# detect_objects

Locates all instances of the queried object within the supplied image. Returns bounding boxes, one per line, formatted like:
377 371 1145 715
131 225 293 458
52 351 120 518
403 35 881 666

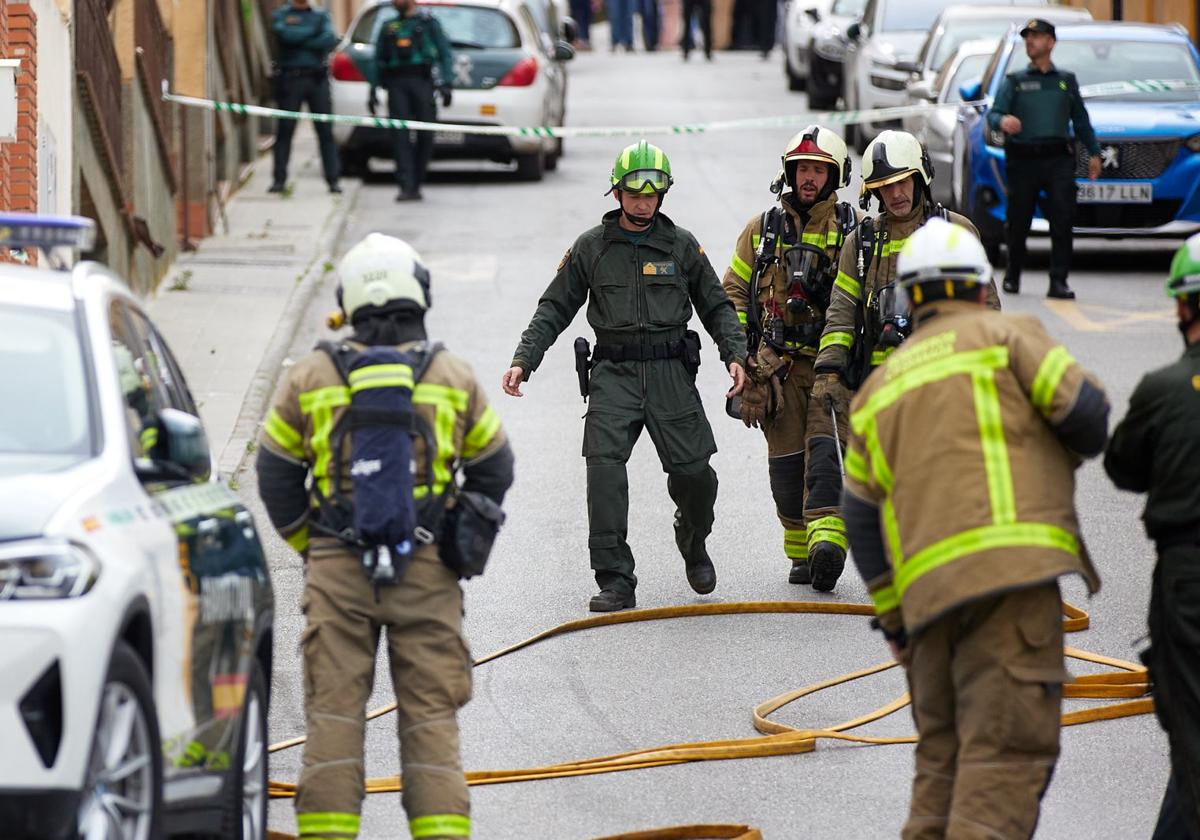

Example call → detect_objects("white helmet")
897 217 992 302
337 233 431 320
861 130 934 191
782 125 851 191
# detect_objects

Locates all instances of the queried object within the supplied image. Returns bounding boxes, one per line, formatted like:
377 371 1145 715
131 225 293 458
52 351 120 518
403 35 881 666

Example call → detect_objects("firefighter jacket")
814 194 1001 378
511 209 746 373
843 300 1106 635
721 194 858 358
272 5 339 70
1105 340 1200 542
258 340 510 559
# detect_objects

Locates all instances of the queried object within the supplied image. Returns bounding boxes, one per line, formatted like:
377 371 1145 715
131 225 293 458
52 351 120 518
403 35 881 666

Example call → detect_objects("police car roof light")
0 213 97 252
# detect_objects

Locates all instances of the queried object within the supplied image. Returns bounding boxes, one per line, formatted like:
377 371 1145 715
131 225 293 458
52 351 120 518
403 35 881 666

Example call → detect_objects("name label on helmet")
642 261 676 276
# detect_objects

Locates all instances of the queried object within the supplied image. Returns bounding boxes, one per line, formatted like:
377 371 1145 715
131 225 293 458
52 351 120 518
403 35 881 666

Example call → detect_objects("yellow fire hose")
265 600 1152 839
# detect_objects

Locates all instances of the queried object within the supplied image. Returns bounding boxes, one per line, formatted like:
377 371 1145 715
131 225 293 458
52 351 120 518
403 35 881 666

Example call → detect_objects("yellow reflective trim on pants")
297 811 361 838
820 330 854 351
730 253 752 282
411 813 471 838
835 271 861 299
871 582 900 614
808 516 848 551
895 523 1079 597
347 363 415 393
463 405 501 459
1031 345 1074 417
845 446 869 484
265 408 306 458
973 369 1016 525
737 310 748 325
286 526 310 553
784 528 808 560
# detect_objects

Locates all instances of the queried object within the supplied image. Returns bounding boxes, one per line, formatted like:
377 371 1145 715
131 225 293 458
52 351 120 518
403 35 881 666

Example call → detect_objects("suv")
0 216 274 840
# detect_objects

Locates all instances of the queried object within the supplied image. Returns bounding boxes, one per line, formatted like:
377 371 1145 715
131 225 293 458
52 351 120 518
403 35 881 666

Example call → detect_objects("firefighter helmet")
610 140 674 195
896 217 990 306
1167 232 1200 299
861 130 934 191
782 125 851 190
337 233 432 320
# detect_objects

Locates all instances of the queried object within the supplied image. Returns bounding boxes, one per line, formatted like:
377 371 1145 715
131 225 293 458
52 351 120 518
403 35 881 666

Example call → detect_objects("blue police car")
952 22 1200 261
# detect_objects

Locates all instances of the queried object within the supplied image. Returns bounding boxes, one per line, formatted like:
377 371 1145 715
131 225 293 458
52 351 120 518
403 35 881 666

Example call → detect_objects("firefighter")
720 125 858 589
1105 233 1200 840
256 233 515 840
843 217 1108 839
502 140 747 612
809 129 1000 591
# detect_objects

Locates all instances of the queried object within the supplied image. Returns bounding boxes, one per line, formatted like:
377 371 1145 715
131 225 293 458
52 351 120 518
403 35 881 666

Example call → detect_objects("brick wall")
0 3 37 214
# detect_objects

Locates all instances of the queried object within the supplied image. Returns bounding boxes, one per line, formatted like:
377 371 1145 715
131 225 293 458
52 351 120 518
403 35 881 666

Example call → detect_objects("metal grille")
135 0 171 130
1075 139 1180 180
75 0 124 175
1075 200 1182 229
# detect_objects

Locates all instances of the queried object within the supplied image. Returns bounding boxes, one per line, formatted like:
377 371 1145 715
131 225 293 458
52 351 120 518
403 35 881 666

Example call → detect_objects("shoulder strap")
835 201 857 238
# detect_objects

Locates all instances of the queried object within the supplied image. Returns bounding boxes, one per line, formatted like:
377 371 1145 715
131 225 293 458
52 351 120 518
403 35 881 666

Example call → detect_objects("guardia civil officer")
370 0 455 201
988 18 1102 299
1105 234 1200 840
502 141 747 612
809 129 1000 591
270 0 342 194
257 233 514 840
720 126 859 589
843 217 1108 839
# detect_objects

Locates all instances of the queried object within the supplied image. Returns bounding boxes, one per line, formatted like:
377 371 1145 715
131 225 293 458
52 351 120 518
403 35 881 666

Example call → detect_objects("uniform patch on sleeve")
1192 374 1200 391
557 248 572 271
698 245 705 255
642 261 676 276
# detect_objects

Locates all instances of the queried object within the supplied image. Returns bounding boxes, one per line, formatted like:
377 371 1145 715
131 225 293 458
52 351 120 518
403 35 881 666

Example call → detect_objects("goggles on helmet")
617 168 672 195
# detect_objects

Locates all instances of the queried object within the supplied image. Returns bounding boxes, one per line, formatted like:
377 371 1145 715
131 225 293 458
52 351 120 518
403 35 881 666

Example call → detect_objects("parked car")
902 38 997 207
841 0 1048 152
0 215 274 840
806 0 866 110
331 0 573 182
954 22 1200 260
783 0 835 91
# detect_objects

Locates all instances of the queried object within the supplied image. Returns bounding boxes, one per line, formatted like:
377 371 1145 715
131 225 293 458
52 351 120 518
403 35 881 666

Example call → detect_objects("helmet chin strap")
620 193 663 228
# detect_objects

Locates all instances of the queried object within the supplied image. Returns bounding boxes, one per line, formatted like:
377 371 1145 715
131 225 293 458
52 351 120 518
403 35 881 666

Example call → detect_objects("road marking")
1044 299 1174 332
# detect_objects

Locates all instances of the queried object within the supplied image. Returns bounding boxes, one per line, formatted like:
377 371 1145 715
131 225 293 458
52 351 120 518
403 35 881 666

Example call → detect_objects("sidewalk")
146 134 359 478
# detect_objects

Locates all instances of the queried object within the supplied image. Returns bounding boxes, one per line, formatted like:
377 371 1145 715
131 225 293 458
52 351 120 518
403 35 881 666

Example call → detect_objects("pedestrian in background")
680 0 711 59
570 0 593 49
270 0 342 194
753 0 777 58
370 0 455 202
1105 234 1200 840
637 0 660 51
988 18 1101 300
844 217 1107 839
607 0 635 50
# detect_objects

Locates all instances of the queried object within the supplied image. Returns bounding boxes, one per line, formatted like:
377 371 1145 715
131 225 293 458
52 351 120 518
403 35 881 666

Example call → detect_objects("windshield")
831 0 866 17
1002 40 1200 102
882 0 1006 33
931 19 1027 71
941 53 990 102
373 5 521 48
0 305 92 475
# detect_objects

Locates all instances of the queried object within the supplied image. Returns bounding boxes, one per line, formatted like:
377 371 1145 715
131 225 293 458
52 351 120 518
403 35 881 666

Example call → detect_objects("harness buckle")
414 526 436 545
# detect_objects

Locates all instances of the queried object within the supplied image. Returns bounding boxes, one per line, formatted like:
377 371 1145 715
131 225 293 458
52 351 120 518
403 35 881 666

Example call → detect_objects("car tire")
545 140 560 172
807 76 837 111
221 660 269 840
339 149 368 180
787 62 805 92
77 640 162 840
516 150 545 182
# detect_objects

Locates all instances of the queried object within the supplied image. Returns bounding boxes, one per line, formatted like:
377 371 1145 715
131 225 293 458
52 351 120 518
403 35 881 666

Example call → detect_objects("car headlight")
0 540 99 600
1186 133 1200 152
870 74 908 91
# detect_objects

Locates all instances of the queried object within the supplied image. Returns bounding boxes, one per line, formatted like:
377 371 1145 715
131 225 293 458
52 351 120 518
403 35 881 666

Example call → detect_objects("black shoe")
705 49 713 61
328 182 343 194
396 189 423 202
1002 277 1020 294
809 541 846 592
685 550 717 595
682 47 691 61
1047 280 1075 300
589 589 636 612
268 182 285 193
788 562 812 585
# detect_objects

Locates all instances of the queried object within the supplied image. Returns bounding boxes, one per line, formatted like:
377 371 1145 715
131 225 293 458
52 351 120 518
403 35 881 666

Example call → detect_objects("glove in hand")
438 85 453 107
812 372 851 417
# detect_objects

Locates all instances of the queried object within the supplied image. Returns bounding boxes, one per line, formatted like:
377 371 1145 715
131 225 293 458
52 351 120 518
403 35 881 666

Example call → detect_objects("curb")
217 181 361 479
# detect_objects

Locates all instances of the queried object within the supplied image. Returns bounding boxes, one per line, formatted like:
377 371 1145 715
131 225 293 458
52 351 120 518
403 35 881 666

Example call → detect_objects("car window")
518 5 549 53
0 304 92 474
932 19 1022 71
831 0 865 15
108 302 166 461
999 39 1200 102
880 0 1009 33
351 5 386 42
981 38 1013 92
125 308 199 416
941 53 990 102
373 5 521 48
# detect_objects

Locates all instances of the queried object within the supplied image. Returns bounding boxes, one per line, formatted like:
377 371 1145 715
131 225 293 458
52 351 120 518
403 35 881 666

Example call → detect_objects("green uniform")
511 210 746 595
1105 341 1200 840
270 4 341 189
375 12 455 83
273 4 339 70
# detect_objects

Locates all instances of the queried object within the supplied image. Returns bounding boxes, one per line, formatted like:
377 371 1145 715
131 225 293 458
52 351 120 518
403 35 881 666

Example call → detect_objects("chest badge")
642 261 676 276
398 37 412 47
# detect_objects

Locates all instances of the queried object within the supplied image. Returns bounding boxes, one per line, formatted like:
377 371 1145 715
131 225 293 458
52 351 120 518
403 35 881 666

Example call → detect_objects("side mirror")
894 59 919 74
156 408 213 482
906 79 935 101
846 21 862 40
561 15 579 43
554 40 576 61
804 7 821 22
959 78 982 103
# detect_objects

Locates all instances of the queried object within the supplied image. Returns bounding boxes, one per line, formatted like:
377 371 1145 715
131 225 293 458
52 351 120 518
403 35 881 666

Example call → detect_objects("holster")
574 337 592 399
682 330 702 377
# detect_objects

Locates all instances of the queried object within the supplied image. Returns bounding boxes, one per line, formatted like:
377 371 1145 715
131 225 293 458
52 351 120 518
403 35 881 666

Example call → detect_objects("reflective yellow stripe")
139 426 158 452
264 408 305 458
870 348 892 366
463 405 501 458
347 363 415 393
653 146 664 170
808 515 848 550
844 446 869 483
881 237 908 257
835 271 862 299
621 147 631 169
415 382 470 412
895 523 1079 596
820 330 854 351
863 420 894 493
297 811 361 838
784 527 808 560
883 497 903 565
973 369 1016 525
411 814 471 838
801 230 843 248
1031 345 1074 417
730 253 753 282
737 310 748 325
286 526 310 553
300 387 351 497
871 582 900 614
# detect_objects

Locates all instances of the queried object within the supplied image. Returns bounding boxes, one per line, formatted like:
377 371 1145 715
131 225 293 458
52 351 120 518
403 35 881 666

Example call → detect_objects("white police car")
0 215 274 839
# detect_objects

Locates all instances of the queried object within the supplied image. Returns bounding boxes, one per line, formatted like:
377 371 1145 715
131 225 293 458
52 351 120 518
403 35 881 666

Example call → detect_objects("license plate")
433 131 466 145
1076 181 1152 204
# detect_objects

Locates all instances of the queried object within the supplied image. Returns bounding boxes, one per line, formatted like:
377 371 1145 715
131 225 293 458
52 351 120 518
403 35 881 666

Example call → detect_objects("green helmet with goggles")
610 140 674 195
1167 232 1200 300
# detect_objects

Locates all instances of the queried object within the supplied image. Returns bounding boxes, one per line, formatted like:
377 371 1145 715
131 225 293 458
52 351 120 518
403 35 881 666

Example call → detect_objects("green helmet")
1167 232 1200 298
610 140 674 195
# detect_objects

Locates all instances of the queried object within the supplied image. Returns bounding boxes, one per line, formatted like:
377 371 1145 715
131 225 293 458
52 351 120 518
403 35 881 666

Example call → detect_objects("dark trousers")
636 0 660 49
753 0 777 54
681 0 711 55
569 0 591 41
384 74 437 194
1004 153 1076 288
273 71 340 186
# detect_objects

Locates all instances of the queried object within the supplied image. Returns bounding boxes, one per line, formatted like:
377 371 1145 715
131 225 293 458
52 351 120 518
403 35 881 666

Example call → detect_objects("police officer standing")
502 141 747 612
988 18 1102 300
257 233 514 840
721 125 858 589
1105 234 1200 840
270 0 342 194
844 217 1108 839
371 0 456 202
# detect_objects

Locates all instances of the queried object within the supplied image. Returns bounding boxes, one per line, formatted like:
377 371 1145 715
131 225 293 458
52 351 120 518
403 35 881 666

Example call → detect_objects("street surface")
248 42 1181 839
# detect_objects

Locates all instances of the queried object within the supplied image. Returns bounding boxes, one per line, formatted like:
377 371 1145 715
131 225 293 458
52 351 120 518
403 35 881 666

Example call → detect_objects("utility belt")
1005 139 1074 159
593 340 685 363
380 63 433 80
1153 522 1200 551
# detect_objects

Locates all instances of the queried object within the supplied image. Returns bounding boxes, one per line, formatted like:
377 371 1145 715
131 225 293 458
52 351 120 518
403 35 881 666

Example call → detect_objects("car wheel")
545 140 560 172
515 150 545 182
339 149 368 180
77 641 162 840
221 661 268 840
787 62 805 92
807 76 837 111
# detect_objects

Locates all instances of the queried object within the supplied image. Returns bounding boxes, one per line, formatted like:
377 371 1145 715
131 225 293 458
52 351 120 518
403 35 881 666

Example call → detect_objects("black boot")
788 561 812 585
1047 278 1075 299
589 589 636 612
674 514 716 595
809 541 846 592
1002 274 1020 294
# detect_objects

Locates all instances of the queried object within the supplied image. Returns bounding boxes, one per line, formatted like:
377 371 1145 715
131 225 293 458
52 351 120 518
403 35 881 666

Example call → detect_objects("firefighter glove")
812 372 851 417
739 378 772 429
368 90 378 115
438 84 453 107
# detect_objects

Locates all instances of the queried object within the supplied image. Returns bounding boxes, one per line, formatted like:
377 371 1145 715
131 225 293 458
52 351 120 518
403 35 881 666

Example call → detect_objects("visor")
617 168 672 195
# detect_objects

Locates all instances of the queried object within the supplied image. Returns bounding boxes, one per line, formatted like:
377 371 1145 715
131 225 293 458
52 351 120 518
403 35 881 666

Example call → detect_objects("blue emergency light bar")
0 213 96 252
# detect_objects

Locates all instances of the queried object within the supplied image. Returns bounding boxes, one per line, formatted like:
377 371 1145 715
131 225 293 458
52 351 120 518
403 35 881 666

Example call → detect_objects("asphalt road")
248 41 1184 839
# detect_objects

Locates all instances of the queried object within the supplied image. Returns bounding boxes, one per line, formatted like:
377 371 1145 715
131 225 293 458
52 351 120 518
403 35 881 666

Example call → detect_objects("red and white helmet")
782 125 851 191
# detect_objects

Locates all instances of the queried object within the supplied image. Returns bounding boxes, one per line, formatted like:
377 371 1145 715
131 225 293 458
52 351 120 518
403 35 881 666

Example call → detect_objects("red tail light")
331 51 366 82
498 56 538 86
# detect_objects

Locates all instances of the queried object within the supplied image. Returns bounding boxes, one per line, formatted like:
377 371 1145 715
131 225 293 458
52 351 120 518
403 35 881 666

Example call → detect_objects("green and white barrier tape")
162 78 1199 139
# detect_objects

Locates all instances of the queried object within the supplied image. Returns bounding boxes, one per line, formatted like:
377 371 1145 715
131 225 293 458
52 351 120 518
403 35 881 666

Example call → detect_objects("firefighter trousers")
760 358 814 569
903 582 1065 840
296 550 473 840
803 382 849 561
583 357 719 595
